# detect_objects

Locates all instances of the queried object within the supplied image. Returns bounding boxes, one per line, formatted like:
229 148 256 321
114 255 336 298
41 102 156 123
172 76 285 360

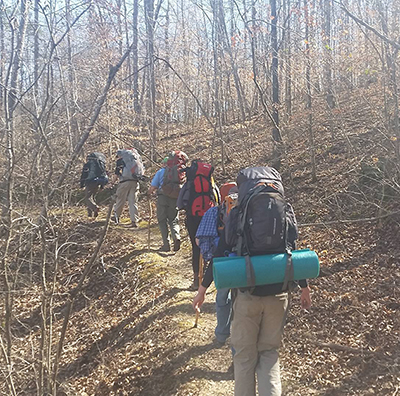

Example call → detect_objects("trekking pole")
194 253 203 328
147 195 152 252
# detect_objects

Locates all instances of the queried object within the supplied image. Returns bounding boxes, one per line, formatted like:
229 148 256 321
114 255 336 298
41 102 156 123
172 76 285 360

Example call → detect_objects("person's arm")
148 168 164 195
300 285 311 309
148 185 158 195
193 285 207 311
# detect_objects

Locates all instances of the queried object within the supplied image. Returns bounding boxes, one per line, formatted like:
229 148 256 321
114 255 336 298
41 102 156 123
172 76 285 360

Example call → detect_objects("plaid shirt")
196 206 220 261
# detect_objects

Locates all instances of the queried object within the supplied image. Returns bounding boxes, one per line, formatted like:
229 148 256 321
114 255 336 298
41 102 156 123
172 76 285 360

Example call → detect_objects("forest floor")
54 195 399 396
8 86 400 395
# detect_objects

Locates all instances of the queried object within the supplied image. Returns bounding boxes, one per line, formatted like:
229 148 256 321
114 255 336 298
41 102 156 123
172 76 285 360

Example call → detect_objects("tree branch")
337 1 400 50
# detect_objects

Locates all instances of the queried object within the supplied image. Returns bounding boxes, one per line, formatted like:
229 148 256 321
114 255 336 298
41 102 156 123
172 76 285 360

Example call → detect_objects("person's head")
219 182 237 201
162 156 168 165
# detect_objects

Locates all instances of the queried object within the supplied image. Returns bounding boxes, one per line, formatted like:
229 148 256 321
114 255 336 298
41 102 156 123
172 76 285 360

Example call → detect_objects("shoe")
94 209 99 218
87 211 93 218
173 239 181 252
158 244 170 252
111 216 119 224
214 337 226 347
214 336 228 345
190 275 199 290
130 222 138 228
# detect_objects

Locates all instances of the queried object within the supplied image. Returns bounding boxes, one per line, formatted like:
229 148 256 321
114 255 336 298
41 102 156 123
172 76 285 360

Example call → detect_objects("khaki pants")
115 180 139 223
231 291 288 396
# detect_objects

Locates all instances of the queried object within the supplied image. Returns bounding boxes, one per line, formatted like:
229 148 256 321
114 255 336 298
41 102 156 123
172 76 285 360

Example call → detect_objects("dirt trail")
63 205 398 396
99 217 236 395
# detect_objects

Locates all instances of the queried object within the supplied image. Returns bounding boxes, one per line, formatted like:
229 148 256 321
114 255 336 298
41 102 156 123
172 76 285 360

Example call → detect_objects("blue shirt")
151 168 165 188
196 206 220 261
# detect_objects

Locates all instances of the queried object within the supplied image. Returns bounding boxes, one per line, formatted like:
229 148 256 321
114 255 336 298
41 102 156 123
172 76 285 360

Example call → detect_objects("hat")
116 149 123 157
219 182 237 201
162 157 168 164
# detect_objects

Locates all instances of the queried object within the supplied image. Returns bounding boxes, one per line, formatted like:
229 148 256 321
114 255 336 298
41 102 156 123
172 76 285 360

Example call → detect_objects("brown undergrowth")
4 85 400 395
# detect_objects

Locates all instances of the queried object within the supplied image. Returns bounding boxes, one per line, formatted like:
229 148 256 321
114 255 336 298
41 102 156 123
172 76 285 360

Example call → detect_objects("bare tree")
305 0 317 182
145 0 157 158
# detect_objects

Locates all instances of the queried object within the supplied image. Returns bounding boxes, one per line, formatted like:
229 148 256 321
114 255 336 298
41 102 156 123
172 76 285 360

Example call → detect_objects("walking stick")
147 195 152 252
194 253 203 328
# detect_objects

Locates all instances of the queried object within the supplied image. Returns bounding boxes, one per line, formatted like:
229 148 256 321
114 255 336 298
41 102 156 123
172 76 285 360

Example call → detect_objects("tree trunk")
323 0 335 109
145 0 157 158
133 0 141 115
305 0 317 182
212 0 225 174
270 0 283 168
2 0 30 376
216 0 247 121
0 0 4 106
284 0 292 118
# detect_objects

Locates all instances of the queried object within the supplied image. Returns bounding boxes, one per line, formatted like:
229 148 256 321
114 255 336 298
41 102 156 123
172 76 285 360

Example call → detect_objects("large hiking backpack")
161 150 188 198
217 187 238 233
118 148 145 181
185 160 220 217
86 152 108 185
226 166 289 256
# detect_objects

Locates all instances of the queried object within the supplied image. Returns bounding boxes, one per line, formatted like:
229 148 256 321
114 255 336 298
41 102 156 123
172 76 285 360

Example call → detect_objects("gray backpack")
118 149 145 181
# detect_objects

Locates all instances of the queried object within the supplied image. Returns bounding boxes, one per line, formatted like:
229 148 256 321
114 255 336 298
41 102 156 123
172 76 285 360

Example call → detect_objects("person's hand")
300 286 312 310
193 285 207 312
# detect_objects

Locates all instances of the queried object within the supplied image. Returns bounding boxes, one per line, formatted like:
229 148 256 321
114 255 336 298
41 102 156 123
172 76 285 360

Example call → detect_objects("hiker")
112 148 145 227
195 182 238 344
177 159 220 289
148 151 188 252
80 152 109 218
193 166 312 396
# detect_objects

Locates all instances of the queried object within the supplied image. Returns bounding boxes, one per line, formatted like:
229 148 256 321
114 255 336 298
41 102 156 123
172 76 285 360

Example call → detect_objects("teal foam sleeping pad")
213 249 320 290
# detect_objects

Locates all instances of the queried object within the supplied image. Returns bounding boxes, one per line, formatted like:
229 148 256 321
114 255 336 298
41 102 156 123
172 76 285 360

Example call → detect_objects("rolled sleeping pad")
213 249 319 290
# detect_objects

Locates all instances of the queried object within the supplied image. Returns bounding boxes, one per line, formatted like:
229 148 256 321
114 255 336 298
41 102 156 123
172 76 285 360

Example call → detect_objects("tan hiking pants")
115 180 139 223
231 291 288 396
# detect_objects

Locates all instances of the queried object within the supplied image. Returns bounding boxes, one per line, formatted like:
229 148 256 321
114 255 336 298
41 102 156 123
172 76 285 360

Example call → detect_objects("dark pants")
186 214 202 275
85 183 100 214
156 194 180 247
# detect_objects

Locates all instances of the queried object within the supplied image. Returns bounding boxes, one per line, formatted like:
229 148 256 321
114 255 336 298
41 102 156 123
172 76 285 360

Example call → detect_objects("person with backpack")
148 151 188 252
80 152 109 218
177 159 220 289
193 166 312 396
112 148 145 227
195 182 238 344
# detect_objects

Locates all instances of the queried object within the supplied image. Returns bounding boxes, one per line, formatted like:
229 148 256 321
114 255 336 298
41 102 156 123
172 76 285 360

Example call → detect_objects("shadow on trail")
167 301 216 316
58 286 189 380
124 340 234 395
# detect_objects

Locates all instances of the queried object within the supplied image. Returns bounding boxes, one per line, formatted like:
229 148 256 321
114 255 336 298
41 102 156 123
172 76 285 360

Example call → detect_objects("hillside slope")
5 85 399 395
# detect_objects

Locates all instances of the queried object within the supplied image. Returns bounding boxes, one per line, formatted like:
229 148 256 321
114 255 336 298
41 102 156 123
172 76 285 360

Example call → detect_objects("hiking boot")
173 239 181 252
87 209 93 218
111 216 119 224
158 244 170 252
130 222 138 228
94 209 99 218
190 275 199 290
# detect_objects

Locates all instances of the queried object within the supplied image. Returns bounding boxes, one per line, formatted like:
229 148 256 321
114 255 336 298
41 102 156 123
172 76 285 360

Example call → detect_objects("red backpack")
185 160 220 216
161 151 188 198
